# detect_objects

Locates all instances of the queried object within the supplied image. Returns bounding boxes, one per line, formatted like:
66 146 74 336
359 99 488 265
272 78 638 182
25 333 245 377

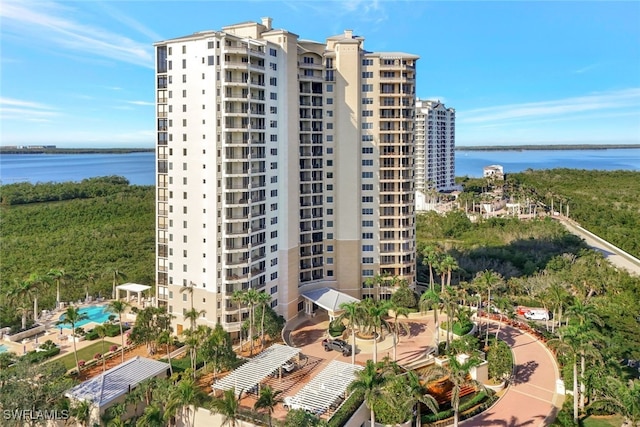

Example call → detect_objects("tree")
348 360 386 427
256 291 271 349
57 306 89 374
419 289 442 355
105 267 127 300
421 245 440 291
136 403 164 427
201 323 237 382
440 255 459 288
361 299 391 364
209 388 242 427
445 355 483 427
337 301 362 365
26 272 50 322
165 377 207 427
69 399 91 427
406 369 439 425
46 268 67 310
390 280 417 308
473 270 504 347
544 281 569 333
549 326 581 424
254 385 283 427
389 303 410 361
108 300 130 363
94 324 108 372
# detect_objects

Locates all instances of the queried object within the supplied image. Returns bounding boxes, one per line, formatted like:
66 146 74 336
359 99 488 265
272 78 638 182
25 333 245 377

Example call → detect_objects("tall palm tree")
348 360 386 427
389 303 410 361
108 300 130 363
362 299 391 364
202 323 237 383
545 281 569 333
256 291 271 349
421 245 440 291
548 326 581 424
136 404 164 427
7 280 35 329
473 270 503 347
419 289 441 355
445 355 483 427
70 400 91 427
94 324 108 372
440 255 458 288
337 301 362 365
254 385 283 427
440 286 459 351
180 281 197 313
232 290 246 351
244 288 261 356
105 267 127 300
57 306 89 374
26 272 50 321
407 369 440 425
158 331 174 376
165 377 207 427
47 268 67 309
209 388 242 427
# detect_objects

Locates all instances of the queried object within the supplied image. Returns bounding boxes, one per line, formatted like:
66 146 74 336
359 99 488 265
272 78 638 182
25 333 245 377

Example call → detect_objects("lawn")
582 415 625 427
52 342 113 370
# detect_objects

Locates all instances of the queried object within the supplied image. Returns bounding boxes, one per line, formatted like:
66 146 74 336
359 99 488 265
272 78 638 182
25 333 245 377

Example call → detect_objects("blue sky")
1 0 639 147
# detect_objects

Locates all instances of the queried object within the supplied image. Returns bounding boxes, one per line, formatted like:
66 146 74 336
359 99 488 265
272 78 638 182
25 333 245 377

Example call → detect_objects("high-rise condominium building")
414 99 456 194
154 18 418 337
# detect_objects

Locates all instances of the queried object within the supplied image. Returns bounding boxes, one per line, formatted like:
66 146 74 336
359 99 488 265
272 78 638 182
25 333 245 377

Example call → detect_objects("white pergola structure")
115 283 151 303
300 287 359 320
212 344 301 397
283 360 364 415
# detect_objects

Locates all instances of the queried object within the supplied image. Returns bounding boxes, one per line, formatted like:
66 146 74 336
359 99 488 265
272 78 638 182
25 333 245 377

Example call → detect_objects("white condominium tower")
154 18 418 336
414 99 456 193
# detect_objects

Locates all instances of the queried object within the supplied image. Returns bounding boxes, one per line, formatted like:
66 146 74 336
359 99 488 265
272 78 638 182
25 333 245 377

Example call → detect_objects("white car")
282 360 296 373
524 310 549 321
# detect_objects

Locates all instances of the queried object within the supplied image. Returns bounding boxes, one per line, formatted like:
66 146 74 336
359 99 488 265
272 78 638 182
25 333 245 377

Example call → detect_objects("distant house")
483 165 505 180
65 356 170 425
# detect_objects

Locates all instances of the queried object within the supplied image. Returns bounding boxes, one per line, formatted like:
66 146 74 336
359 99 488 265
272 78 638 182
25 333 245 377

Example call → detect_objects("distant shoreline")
456 144 640 151
0 148 154 155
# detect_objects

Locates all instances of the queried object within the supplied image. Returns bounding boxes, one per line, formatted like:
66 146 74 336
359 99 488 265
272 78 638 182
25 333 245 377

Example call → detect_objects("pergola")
300 287 359 320
115 283 151 303
212 344 301 397
283 360 363 415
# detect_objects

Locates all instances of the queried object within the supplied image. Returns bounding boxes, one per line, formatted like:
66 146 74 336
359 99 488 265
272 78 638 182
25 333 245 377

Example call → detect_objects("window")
362 147 374 154
363 269 374 276
327 233 333 239
326 98 333 105
362 84 373 92
327 135 333 142
270 120 277 128
362 159 373 166
327 257 333 264
362 123 373 129
271 231 278 238
362 208 373 215
327 270 334 277
270 48 277 56
303 57 314 64
362 232 374 239
271 244 278 252
271 162 278 169
208 41 214 49
270 92 277 100
362 135 374 141
208 56 214 65
326 84 333 92
327 148 333 154
270 106 277 114
182 75 186 83
271 258 278 266
362 220 374 227
362 184 374 191
362 245 374 251
327 160 333 166
327 208 333 214
362 59 373 66
362 71 373 78
362 110 373 116
270 77 277 86
270 62 277 70
271 189 277 196
363 257 374 264
327 123 333 129
327 245 334 252
327 196 333 202
270 134 277 142
362 172 373 178
362 197 373 203
362 98 373 104
327 221 333 227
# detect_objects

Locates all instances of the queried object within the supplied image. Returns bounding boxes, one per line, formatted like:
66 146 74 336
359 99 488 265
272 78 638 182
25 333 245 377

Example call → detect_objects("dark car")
322 338 352 356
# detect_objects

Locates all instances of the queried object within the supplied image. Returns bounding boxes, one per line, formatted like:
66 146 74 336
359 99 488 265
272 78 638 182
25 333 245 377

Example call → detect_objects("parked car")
322 338 352 356
524 309 550 321
282 360 296 373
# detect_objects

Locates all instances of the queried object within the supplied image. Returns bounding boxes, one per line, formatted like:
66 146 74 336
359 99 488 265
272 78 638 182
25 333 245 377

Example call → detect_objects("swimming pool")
58 305 114 328
0 344 8 353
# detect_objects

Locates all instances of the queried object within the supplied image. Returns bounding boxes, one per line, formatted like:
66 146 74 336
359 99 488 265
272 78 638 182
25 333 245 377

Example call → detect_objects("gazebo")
300 287 359 320
115 283 151 304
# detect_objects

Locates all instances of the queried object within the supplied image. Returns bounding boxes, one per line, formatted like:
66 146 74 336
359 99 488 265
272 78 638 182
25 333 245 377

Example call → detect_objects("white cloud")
458 88 640 124
0 0 153 68
125 100 155 106
0 97 60 120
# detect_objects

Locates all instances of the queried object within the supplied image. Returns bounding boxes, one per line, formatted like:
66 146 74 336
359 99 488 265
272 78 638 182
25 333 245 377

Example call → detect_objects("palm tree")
473 270 503 347
26 273 50 321
445 355 483 427
158 330 174 376
440 255 458 288
244 288 261 356
47 268 67 309
180 281 197 314
348 360 386 427
545 281 569 333
202 323 237 383
57 306 89 374
389 303 410 361
70 399 91 426
362 299 391 364
254 385 283 427
406 370 439 425
183 307 206 333
256 291 271 349
548 326 580 424
232 290 246 351
94 324 108 372
209 388 242 427
337 301 362 365
136 404 164 427
440 286 459 351
105 266 127 300
419 289 441 355
421 245 440 291
166 377 207 427
108 300 130 363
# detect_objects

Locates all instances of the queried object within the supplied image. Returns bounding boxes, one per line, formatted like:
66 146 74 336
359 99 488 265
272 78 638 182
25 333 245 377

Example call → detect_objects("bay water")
1 148 638 186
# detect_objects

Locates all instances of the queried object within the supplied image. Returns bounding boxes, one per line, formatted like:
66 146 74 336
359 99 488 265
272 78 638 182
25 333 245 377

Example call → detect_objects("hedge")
328 389 365 427
422 391 494 423
21 347 61 364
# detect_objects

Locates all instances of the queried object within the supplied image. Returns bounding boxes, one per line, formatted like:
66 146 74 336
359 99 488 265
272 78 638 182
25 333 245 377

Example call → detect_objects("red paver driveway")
462 323 561 427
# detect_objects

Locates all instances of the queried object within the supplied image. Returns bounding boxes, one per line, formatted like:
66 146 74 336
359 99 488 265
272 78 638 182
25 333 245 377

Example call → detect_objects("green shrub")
327 389 364 427
22 347 61 364
328 320 346 338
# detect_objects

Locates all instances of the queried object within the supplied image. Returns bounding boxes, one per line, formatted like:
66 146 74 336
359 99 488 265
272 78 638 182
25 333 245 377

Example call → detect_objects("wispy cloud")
125 100 154 106
459 88 640 124
573 63 600 74
0 97 60 121
0 0 153 68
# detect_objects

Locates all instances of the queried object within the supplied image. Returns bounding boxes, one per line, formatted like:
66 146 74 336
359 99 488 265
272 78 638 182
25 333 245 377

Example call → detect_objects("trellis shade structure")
212 344 301 397
283 360 364 415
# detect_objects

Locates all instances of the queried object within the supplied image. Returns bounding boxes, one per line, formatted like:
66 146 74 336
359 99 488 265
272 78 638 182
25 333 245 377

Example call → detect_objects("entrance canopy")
301 287 359 320
116 283 151 303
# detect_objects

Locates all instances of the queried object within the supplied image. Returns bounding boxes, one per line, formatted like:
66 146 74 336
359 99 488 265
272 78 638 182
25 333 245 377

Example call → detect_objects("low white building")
65 356 170 425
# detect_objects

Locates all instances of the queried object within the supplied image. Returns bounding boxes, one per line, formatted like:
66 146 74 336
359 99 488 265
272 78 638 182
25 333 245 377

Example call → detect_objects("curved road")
461 323 561 427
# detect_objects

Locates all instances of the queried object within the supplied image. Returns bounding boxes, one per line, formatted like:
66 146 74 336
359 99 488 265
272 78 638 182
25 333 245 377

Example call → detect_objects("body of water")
58 305 113 329
1 148 638 184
